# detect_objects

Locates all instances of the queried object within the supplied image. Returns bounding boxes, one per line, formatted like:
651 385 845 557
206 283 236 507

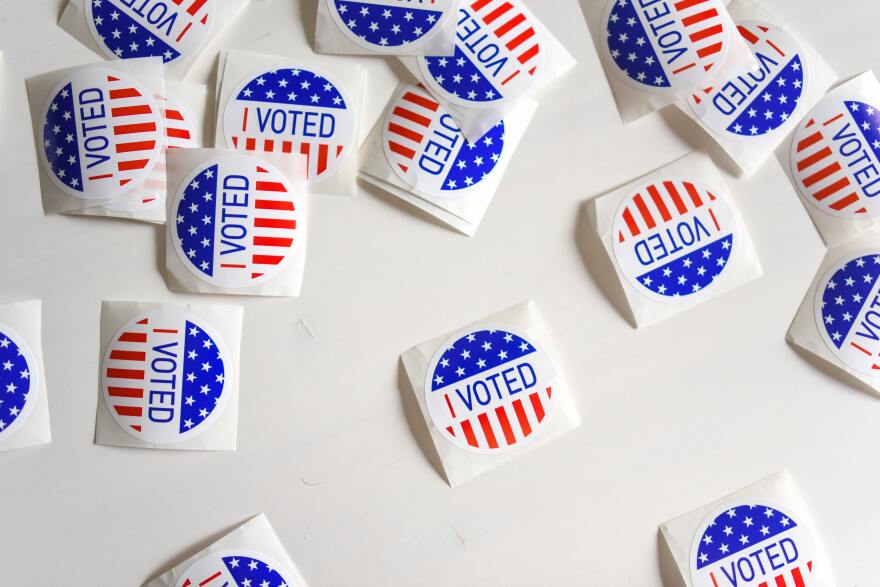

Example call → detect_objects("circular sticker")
85 0 214 64
418 0 544 108
612 178 737 300
176 550 298 587
0 324 39 443
601 0 732 93
40 67 163 200
101 308 232 443
425 327 557 454
326 0 455 53
689 21 807 140
170 153 302 289
383 85 505 198
223 66 356 181
791 96 880 218
690 502 818 587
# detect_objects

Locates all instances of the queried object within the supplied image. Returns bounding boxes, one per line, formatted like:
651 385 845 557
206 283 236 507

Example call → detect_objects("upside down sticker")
0 325 40 443
327 0 455 52
176 550 298 587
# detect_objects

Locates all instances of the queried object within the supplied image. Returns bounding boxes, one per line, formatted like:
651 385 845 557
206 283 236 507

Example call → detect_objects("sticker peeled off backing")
612 178 737 299
425 328 557 454
0 325 39 442
176 550 297 587
101 308 232 443
326 0 455 53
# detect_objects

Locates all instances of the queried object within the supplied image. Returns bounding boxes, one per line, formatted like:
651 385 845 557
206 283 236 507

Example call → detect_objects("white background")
0 1 877 585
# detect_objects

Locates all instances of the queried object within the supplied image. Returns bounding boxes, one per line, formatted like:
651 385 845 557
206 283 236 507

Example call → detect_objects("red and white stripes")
103 316 153 433
618 180 718 243
794 117 866 214
444 386 552 450
469 0 541 79
670 0 728 76
385 87 440 174
104 75 162 187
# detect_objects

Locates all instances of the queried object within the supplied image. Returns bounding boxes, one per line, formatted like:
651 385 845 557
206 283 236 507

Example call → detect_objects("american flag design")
603 0 731 92
41 67 164 200
382 84 505 197
327 0 454 52
612 178 736 299
690 503 817 587
171 154 301 289
425 327 557 454
0 325 39 443
86 0 214 64
791 97 880 218
690 21 806 139
177 550 297 587
223 67 355 181
101 308 231 444
418 0 545 107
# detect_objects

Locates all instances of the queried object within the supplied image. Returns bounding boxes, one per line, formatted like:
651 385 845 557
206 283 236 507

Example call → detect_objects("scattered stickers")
425 328 557 454
223 66 356 180
690 502 818 587
791 97 880 218
101 308 232 443
85 0 214 64
602 0 732 93
0 325 39 442
326 0 454 53
176 550 298 587
690 21 807 139
383 84 505 197
418 0 544 108
612 178 737 299
170 153 302 288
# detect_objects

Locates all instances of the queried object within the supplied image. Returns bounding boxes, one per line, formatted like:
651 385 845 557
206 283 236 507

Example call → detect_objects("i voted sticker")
425 327 557 454
612 178 737 299
602 0 732 93
690 502 818 587
223 67 356 181
327 0 455 53
383 85 505 198
791 97 880 217
0 325 40 443
171 154 302 289
86 0 214 64
176 550 297 587
690 21 807 139
102 308 232 443
418 0 544 108
41 67 163 200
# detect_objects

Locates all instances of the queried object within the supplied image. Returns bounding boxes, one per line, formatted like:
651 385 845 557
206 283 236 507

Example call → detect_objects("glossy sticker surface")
0 325 40 443
326 0 455 53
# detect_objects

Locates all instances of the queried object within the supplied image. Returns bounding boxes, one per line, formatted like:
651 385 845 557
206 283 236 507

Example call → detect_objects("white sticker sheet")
95 300 243 451
0 300 51 453
588 151 762 328
660 471 836 587
400 300 580 487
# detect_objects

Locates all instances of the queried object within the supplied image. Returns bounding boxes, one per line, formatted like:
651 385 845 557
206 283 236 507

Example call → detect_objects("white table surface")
1 0 878 585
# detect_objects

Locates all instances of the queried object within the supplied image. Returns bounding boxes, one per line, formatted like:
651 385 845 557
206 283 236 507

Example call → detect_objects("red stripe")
767 39 785 57
152 328 178 333
221 263 246 268
709 208 721 231
791 567 806 587
471 0 492 9
774 575 786 587
252 255 284 265
393 106 432 127
506 27 534 51
478 413 499 449
116 140 156 153
318 144 329 175
673 0 707 8
829 192 860 210
402 91 440 112
242 107 249 132
175 21 193 42
109 88 141 99
255 199 294 210
812 177 851 201
796 131 823 152
114 405 142 417
682 8 718 27
824 113 845 126
683 182 704 207
255 181 288 193
672 62 697 75
109 350 145 361
255 218 296 229
697 42 724 58
253 236 293 248
797 146 832 171
114 122 157 135
444 394 456 418
664 181 688 214
632 193 656 229
690 24 723 43
118 332 147 343
529 392 545 422
851 342 872 355
803 162 842 187
164 109 184 121
108 386 143 398
495 406 516 445
117 159 149 171
461 419 479 447
246 137 256 151
737 24 759 44
388 122 424 143
111 105 152 117
89 173 113 180
187 0 207 15
646 184 672 221
282 141 292 154
495 13 525 36
622 207 640 237
482 2 512 25
264 139 275 152
107 368 144 380
518 44 540 65
166 128 191 140
389 141 416 160
512 399 531 436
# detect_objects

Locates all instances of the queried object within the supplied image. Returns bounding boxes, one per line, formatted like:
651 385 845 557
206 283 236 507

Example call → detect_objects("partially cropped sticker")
176 550 297 587
86 0 214 64
171 154 301 288
791 97 880 218
0 325 39 442
425 328 557 454
102 308 231 443
418 0 544 108
223 66 355 180
383 85 505 197
326 0 454 53
601 0 732 93
612 178 736 299
690 21 807 139
690 502 818 587
40 67 163 200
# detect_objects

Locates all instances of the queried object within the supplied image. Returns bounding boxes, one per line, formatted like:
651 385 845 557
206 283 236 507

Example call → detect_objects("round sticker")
101 308 232 443
223 66 356 181
791 96 880 218
690 502 818 587
176 550 298 587
418 0 544 108
425 327 557 454
40 67 163 200
170 153 302 289
689 21 807 139
601 0 732 93
0 324 39 443
383 85 505 198
326 0 455 53
85 0 214 64
612 178 737 300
